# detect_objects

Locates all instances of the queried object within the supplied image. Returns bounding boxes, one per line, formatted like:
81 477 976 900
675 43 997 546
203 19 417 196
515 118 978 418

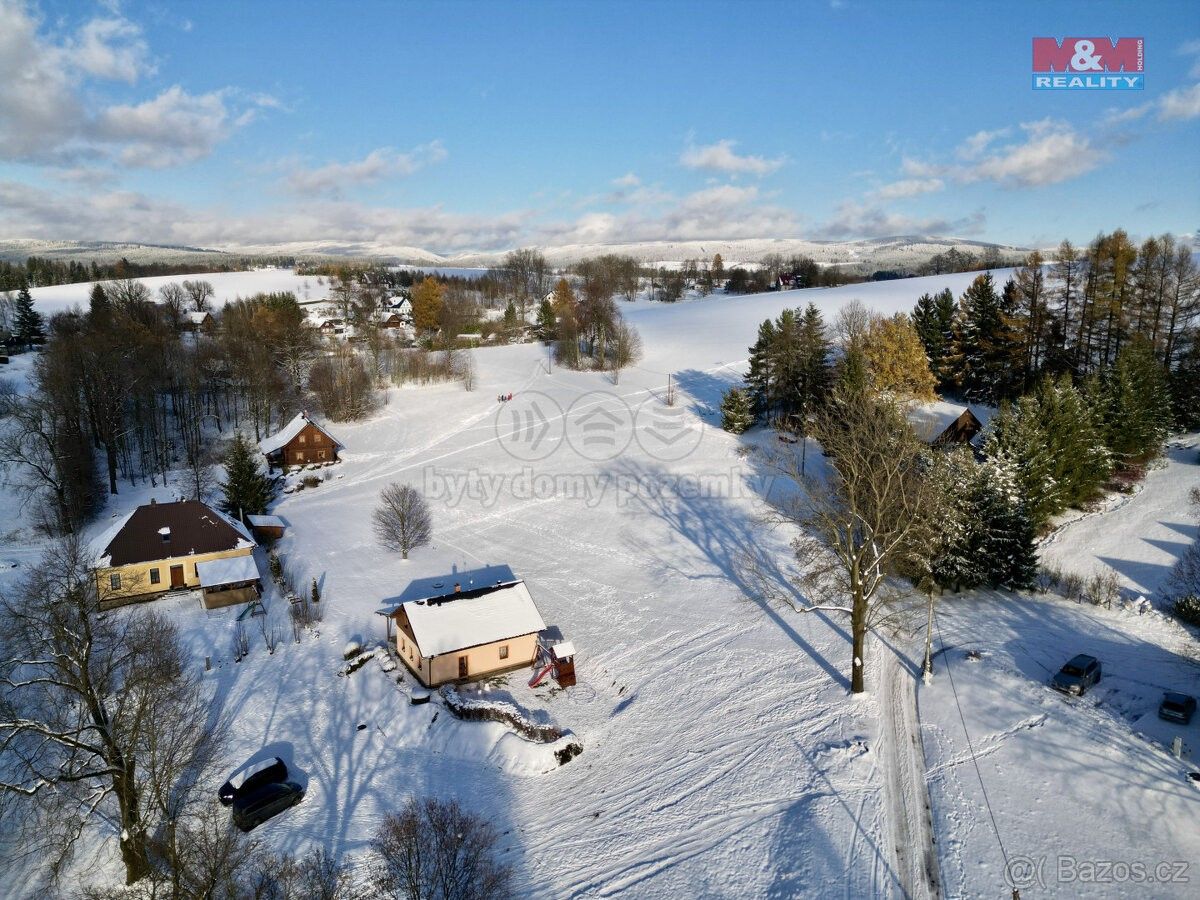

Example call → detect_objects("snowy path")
879 646 942 900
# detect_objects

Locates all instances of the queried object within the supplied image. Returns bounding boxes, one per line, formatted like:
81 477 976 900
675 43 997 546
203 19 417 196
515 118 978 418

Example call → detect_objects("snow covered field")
2 269 1196 898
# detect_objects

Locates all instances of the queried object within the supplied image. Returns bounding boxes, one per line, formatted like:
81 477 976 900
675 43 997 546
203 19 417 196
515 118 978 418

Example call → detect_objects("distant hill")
0 235 1029 273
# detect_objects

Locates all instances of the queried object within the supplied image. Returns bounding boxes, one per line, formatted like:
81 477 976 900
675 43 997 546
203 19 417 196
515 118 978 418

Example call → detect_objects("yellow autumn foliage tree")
861 312 938 401
411 277 445 333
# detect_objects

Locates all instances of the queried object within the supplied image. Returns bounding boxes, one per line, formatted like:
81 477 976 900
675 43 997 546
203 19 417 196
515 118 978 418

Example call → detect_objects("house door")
458 656 468 679
170 565 185 589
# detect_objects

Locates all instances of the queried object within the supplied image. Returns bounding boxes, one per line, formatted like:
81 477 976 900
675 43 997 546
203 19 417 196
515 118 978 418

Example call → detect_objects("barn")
258 411 343 470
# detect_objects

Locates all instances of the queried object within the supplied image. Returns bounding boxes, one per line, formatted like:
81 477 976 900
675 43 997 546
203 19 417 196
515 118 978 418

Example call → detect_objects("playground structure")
528 640 577 688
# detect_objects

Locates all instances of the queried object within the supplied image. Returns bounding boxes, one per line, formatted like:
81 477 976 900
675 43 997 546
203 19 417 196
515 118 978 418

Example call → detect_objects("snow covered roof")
247 514 285 529
196 554 260 588
400 580 547 657
257 412 343 456
552 641 576 660
905 401 974 442
187 310 212 324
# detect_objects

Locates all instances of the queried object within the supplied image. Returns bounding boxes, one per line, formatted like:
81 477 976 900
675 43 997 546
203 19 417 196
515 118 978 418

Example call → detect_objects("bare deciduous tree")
372 797 511 900
609 318 642 385
182 279 216 312
767 391 937 693
0 540 219 884
373 483 433 560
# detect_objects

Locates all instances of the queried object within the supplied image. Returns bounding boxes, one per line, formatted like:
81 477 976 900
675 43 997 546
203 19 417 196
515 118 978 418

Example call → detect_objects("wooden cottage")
186 310 215 333
92 499 260 610
379 312 407 329
386 580 547 687
258 411 343 470
905 401 984 447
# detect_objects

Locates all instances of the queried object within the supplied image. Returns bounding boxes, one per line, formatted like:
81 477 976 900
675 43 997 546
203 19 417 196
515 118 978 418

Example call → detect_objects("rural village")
0 2 1198 899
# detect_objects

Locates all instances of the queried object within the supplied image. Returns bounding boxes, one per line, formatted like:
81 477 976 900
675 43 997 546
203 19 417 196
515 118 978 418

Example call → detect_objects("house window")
149 568 160 585
109 573 121 590
499 645 509 660
299 434 306 444
318 450 326 460
295 451 305 462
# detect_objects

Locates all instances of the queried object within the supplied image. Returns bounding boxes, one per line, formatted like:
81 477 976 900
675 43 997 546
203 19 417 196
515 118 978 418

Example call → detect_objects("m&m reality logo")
1032 38 1144 90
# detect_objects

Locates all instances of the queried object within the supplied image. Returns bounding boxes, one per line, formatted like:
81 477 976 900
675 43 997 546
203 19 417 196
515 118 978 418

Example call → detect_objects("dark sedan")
218 756 288 806
1158 692 1197 725
232 780 305 832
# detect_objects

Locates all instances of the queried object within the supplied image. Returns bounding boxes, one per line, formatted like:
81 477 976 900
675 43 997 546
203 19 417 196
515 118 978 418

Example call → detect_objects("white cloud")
285 142 447 196
1158 83 1200 121
904 120 1106 189
612 172 640 188
814 201 984 240
680 138 785 176
68 15 151 83
870 178 944 201
0 0 269 168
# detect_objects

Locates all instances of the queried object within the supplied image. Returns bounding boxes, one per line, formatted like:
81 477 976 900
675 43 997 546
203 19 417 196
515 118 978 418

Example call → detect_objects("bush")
301 475 321 489
1173 594 1200 627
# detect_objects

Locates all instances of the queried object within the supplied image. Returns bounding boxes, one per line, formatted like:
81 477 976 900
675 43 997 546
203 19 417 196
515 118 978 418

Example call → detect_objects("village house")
379 311 408 329
386 580 547 686
93 499 260 610
258 411 343 470
185 310 215 333
318 318 344 335
905 400 984 447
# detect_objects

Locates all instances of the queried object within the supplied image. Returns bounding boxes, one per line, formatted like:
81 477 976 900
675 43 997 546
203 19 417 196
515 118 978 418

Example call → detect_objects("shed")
246 514 285 541
550 641 577 687
196 555 262 609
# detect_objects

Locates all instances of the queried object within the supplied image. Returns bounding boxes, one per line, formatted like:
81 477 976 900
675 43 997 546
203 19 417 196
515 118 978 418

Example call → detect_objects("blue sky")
1 0 1197 254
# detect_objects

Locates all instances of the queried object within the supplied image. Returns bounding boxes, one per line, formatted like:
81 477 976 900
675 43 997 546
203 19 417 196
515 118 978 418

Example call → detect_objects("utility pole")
922 585 936 684
666 372 675 406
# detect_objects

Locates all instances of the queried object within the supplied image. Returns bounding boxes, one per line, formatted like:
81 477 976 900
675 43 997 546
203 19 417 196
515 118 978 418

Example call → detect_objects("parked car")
1158 692 1197 725
1050 654 1102 696
232 780 305 832
218 756 288 806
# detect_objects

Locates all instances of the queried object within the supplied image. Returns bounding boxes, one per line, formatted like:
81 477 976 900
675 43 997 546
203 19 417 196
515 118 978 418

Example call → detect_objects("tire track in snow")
879 648 942 900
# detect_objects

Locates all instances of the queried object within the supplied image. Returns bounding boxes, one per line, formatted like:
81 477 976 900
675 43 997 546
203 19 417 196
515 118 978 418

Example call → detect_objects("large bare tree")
0 540 218 885
373 483 433 560
769 391 937 693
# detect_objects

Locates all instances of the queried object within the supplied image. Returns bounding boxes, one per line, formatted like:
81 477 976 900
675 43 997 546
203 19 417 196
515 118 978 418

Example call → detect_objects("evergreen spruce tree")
1170 338 1200 430
928 447 987 591
534 298 557 343
746 318 778 420
13 286 44 349
88 283 111 326
502 301 519 334
310 577 321 604
976 455 1039 590
982 398 1062 529
1102 335 1173 465
1034 375 1112 508
796 303 832 420
220 433 273 522
720 387 754 434
956 273 1008 404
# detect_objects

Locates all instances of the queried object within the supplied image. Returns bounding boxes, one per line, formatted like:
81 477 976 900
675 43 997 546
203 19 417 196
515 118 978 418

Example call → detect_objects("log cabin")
905 401 984 447
258 411 343 470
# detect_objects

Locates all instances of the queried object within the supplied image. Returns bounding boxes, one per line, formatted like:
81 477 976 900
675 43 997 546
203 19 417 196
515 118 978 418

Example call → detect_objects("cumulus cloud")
904 120 1106 189
612 172 640 188
0 0 267 168
680 138 785 176
285 142 447 196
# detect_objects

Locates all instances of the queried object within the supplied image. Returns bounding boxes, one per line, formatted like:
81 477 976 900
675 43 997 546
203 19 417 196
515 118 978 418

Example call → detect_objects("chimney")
454 582 461 593
149 498 157 505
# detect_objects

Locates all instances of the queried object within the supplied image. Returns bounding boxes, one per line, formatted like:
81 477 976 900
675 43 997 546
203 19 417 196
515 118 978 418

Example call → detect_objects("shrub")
1173 594 1200 627
1083 570 1121 608
301 475 321 489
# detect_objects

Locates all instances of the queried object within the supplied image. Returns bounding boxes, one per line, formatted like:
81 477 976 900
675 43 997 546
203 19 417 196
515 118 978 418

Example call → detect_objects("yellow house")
388 580 547 687
93 499 260 610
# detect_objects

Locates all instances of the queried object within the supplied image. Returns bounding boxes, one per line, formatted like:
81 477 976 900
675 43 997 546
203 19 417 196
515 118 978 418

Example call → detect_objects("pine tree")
220 433 273 521
982 398 1062 529
88 283 111 326
927 447 987 591
956 273 1010 404
1033 375 1112 508
745 318 778 420
1170 337 1200 430
13 286 44 349
711 253 725 283
502 301 519 335
795 303 832 423
720 387 754 434
310 577 321 604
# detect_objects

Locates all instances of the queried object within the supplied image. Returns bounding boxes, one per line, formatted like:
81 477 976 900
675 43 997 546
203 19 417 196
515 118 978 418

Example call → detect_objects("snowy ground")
2 268 1196 898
